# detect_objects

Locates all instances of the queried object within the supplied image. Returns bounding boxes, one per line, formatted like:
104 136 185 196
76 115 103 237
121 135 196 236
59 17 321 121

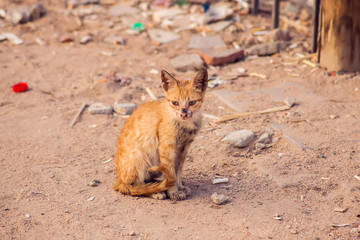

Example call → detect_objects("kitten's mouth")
179 112 192 120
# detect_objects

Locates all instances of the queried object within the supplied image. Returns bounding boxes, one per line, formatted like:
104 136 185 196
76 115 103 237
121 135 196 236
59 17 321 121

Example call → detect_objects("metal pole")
312 0 321 53
272 0 280 29
251 0 259 15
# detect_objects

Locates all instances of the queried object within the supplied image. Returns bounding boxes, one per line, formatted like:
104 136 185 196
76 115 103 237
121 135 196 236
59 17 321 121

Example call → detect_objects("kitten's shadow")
184 177 214 200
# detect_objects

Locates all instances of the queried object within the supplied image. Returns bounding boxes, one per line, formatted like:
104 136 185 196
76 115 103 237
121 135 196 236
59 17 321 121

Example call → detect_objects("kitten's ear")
161 70 178 92
192 68 208 92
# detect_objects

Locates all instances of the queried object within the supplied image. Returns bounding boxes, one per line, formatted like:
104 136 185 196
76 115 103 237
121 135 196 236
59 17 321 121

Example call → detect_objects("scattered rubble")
188 35 226 49
204 2 233 24
108 3 139 17
198 48 245 66
170 54 204 72
148 29 180 44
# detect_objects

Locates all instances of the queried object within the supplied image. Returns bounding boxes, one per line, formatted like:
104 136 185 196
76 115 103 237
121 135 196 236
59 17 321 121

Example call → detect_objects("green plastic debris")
132 22 145 32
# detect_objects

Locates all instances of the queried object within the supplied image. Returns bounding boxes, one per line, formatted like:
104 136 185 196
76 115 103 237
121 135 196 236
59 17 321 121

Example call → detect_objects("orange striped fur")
113 69 208 200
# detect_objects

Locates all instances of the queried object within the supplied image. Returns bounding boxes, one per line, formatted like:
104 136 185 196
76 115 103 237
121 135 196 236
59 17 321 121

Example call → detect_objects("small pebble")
129 230 136 236
89 179 101 187
87 196 95 201
80 35 92 44
283 98 295 107
256 133 271 144
211 192 229 205
25 213 30 218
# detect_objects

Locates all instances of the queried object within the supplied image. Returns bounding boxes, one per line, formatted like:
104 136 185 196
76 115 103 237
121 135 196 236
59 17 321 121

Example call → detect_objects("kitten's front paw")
169 191 187 201
181 186 191 197
150 192 167 200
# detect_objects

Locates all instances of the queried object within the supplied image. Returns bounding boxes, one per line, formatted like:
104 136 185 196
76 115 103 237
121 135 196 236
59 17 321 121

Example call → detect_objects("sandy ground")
1 1 360 239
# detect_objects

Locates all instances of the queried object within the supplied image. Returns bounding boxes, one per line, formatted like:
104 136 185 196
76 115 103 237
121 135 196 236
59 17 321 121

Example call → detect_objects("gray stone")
211 192 229 205
148 29 180 44
255 133 271 144
188 35 226 49
108 4 139 17
170 54 204 72
113 102 137 115
88 103 113 114
222 130 254 147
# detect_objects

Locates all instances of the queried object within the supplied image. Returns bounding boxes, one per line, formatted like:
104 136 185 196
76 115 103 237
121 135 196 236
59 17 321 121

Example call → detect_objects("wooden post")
272 0 280 29
319 0 360 72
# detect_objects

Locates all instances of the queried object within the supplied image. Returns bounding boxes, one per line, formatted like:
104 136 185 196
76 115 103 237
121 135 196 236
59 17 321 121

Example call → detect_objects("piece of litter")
212 177 229 184
216 103 293 123
302 59 317 68
354 175 360 181
0 33 24 45
334 208 348 213
145 87 158 100
12 82 28 93
208 78 226 88
211 192 229 205
149 69 159 75
248 72 267 79
331 223 350 227
87 196 95 201
102 158 112 164
25 213 30 218
274 213 282 220
70 103 88 127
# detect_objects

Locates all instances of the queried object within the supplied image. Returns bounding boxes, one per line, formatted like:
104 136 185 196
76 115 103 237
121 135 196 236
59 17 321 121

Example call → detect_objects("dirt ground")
1 1 360 239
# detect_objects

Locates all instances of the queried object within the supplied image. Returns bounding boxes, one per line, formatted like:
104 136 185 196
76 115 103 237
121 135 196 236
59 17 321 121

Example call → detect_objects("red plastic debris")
12 82 28 93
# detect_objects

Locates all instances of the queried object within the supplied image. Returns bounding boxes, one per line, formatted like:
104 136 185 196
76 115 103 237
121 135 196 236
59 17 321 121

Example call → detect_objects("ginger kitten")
113 69 208 200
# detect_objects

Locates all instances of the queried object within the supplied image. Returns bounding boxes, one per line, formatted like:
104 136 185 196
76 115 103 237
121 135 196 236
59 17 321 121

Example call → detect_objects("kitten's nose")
181 108 187 114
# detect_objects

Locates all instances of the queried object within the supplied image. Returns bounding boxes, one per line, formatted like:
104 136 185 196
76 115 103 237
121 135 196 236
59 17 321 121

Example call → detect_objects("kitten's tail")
113 178 175 196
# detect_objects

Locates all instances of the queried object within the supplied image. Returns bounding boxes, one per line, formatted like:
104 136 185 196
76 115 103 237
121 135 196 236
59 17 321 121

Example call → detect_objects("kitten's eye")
172 101 179 106
189 100 197 106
